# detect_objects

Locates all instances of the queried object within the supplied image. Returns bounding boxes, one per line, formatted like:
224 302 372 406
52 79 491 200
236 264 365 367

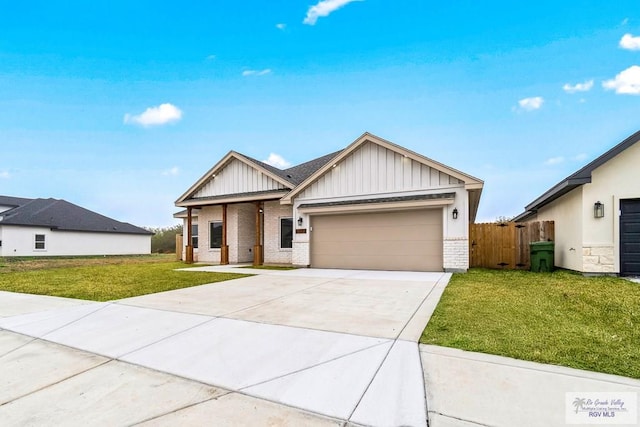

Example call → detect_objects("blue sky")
2 1 640 227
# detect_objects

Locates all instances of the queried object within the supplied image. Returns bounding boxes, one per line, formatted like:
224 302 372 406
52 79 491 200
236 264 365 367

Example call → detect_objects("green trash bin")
530 241 554 272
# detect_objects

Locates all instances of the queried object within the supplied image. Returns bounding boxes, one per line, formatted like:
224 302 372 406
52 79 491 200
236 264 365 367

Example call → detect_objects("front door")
620 198 640 276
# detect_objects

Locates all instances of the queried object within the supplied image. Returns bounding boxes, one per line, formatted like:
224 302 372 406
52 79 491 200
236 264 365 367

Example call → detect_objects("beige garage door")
310 209 443 271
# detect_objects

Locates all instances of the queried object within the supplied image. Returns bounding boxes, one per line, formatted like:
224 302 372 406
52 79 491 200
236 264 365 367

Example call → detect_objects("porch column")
185 206 194 264
221 203 229 265
253 202 263 266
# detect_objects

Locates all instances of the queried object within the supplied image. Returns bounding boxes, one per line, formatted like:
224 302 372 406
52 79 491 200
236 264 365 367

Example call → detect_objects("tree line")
145 225 183 253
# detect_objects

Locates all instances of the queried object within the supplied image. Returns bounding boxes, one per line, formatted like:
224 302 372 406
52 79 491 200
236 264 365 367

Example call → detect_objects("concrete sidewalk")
421 345 640 427
0 268 449 426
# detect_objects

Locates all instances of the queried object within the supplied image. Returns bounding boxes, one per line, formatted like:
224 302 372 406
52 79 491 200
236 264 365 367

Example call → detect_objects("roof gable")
0 198 151 235
281 132 483 203
175 151 296 205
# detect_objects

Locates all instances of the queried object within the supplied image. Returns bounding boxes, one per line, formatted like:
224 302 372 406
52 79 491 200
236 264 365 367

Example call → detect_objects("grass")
420 268 640 379
0 254 250 301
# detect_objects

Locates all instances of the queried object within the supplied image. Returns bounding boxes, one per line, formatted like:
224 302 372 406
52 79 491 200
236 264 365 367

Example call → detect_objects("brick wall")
194 206 222 264
292 241 310 267
263 201 293 264
443 238 469 272
234 203 255 263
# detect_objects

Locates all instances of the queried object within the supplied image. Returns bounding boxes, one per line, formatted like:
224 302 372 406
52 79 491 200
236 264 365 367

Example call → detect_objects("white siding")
193 159 287 198
0 225 150 257
297 142 462 199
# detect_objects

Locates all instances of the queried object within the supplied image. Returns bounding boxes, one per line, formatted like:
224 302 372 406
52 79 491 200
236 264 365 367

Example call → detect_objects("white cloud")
603 65 640 94
124 103 183 127
303 0 362 25
573 153 588 162
242 69 272 76
206 54 216 61
0 170 10 179
544 156 564 165
517 96 544 111
562 80 594 93
276 23 286 30
263 153 291 169
620 33 640 50
162 167 180 176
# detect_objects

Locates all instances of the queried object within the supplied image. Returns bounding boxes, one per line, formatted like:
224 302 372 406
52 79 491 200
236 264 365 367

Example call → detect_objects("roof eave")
524 177 590 212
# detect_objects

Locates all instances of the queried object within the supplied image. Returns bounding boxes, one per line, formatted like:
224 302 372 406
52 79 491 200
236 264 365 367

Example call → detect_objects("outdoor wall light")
594 201 604 218
297 217 303 226
452 208 459 220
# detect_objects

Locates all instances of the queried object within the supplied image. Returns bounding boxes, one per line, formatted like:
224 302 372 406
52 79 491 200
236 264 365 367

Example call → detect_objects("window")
34 234 46 250
191 224 198 249
210 221 223 249
280 217 293 249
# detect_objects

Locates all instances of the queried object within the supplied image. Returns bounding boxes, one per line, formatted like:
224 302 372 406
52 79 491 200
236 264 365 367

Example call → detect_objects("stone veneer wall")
443 238 469 272
263 201 293 264
582 246 615 273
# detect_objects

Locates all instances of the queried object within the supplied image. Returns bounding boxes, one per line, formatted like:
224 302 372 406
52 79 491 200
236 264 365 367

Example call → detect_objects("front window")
280 217 293 249
34 234 46 250
210 221 222 249
191 224 198 249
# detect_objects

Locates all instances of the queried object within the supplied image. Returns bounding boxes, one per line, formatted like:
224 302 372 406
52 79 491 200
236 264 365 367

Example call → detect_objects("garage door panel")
313 225 441 242
310 209 443 271
312 240 442 256
312 253 441 271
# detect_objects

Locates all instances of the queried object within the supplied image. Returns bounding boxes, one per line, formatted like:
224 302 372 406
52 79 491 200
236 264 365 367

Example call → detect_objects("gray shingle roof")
0 195 32 208
0 197 152 235
240 150 342 186
283 150 343 184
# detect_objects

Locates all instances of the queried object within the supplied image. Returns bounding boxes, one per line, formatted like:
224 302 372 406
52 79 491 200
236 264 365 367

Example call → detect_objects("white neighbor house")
0 196 152 257
515 129 640 276
175 132 484 272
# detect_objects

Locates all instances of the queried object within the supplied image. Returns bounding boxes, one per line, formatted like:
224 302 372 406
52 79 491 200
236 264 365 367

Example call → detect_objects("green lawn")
421 269 640 379
0 255 250 301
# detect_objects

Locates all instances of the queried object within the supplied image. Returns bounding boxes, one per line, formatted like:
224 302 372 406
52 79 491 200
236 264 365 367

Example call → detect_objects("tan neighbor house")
515 129 640 276
175 132 483 272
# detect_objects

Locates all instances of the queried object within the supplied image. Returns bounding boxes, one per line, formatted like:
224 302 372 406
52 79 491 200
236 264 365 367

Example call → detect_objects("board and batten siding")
193 159 288 198
297 142 463 199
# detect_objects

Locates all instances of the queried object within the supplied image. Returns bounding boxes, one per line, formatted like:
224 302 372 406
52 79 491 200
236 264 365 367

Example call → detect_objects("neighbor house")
0 196 152 256
514 129 640 276
174 132 483 272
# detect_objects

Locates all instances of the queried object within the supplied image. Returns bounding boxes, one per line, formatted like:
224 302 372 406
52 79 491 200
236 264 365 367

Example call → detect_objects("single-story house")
514 129 640 276
174 132 483 272
0 196 152 256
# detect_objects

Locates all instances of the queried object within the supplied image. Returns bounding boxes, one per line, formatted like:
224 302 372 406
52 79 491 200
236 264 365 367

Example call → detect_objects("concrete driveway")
0 267 450 426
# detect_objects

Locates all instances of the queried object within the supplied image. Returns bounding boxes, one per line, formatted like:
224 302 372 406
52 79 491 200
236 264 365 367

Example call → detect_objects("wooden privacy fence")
470 221 555 269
